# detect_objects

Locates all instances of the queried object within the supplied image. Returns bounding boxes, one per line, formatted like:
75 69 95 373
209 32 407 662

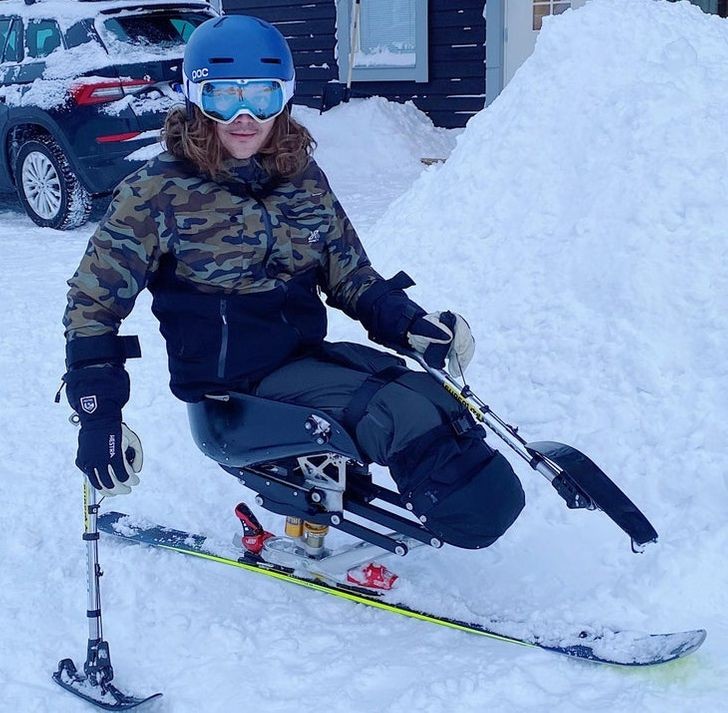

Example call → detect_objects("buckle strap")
451 413 477 436
66 334 141 369
342 365 410 431
356 271 416 319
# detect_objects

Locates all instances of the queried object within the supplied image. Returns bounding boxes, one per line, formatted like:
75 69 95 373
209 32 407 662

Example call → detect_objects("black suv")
0 0 217 229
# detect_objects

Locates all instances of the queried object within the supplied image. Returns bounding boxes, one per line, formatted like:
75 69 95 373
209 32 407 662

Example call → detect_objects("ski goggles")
187 77 294 124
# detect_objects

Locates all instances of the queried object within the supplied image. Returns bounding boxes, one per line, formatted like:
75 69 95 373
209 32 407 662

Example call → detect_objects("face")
215 113 276 159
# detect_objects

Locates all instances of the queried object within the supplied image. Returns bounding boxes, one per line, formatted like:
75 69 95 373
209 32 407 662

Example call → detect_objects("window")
26 19 62 59
533 1 571 31
0 18 11 58
64 20 96 49
3 18 23 63
337 0 428 83
170 17 198 43
102 12 210 49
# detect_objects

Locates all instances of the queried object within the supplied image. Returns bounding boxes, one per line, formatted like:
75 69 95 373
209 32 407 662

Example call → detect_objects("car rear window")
26 19 63 59
3 18 23 62
64 20 97 50
0 18 11 56
102 12 209 49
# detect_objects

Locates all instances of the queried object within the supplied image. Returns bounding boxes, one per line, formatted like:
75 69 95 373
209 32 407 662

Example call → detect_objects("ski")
97 511 706 667
53 659 162 711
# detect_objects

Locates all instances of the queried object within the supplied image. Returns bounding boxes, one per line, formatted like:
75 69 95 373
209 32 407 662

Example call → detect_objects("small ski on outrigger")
98 510 706 667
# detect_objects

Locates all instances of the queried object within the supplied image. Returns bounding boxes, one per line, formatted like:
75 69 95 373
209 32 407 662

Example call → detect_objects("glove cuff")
356 272 426 349
65 365 130 423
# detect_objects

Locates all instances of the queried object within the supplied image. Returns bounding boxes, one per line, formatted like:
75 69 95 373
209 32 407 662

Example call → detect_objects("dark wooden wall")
222 0 486 128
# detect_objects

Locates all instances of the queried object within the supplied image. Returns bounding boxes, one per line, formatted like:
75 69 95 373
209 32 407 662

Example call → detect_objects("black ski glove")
64 365 142 496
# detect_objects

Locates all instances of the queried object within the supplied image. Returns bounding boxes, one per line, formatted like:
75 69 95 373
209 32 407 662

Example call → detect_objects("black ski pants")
253 342 525 549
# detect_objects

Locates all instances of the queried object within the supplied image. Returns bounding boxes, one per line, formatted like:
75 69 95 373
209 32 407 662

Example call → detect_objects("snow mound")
295 97 457 186
369 0 728 629
372 0 728 439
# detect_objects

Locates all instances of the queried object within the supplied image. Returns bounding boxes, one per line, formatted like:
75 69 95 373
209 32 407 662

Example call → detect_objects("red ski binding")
346 562 398 591
235 502 274 556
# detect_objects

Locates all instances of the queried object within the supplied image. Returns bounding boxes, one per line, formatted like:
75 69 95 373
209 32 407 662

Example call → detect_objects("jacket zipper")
217 298 229 379
258 200 303 339
259 200 275 268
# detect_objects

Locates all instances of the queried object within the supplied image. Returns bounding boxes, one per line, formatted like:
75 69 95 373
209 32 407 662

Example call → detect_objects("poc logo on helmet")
191 68 209 81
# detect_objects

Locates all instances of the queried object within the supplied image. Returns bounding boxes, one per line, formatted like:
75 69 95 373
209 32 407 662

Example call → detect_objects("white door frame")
488 0 587 103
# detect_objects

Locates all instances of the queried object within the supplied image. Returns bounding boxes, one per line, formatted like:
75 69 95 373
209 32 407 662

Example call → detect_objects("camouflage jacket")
64 152 424 401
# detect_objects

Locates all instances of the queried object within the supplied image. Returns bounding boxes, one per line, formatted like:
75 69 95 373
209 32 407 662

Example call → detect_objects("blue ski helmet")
182 15 295 116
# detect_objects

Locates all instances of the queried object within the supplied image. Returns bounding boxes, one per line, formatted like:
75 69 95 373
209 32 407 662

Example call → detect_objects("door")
503 0 586 86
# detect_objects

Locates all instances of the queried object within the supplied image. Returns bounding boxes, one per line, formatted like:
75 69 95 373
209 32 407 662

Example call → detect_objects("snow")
353 48 416 67
1 0 211 26
0 0 726 710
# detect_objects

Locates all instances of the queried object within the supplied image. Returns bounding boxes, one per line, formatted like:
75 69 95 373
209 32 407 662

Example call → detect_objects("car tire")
15 136 92 230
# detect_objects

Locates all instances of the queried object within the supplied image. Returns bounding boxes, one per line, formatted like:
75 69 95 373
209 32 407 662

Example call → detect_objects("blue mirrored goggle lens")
200 80 285 122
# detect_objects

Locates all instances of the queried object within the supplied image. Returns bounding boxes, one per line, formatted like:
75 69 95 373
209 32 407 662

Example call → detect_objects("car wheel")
15 136 91 230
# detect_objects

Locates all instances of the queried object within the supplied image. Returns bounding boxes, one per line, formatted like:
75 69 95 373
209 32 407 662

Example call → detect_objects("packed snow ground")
1 0 726 710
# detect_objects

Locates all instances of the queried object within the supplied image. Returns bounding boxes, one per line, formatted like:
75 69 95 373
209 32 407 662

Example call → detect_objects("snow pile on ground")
294 98 458 227
368 0 728 686
1 1 726 711
297 98 455 187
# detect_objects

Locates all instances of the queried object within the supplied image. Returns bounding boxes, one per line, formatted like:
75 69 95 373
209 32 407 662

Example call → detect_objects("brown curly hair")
162 104 316 180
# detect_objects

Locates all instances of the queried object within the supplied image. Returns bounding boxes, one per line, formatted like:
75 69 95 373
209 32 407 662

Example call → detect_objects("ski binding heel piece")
346 562 398 591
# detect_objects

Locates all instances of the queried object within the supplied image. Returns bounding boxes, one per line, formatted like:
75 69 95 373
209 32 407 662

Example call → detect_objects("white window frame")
336 0 429 84
532 0 573 31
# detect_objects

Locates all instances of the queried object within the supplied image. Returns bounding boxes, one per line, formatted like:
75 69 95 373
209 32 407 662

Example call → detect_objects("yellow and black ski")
97 511 706 667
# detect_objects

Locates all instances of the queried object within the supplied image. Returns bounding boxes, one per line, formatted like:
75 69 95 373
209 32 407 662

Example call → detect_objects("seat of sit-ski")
187 392 364 468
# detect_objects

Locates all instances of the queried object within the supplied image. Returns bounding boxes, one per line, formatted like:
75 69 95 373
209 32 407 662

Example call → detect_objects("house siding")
221 0 486 128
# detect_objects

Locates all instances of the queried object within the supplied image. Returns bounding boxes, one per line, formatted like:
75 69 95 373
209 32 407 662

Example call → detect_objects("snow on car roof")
0 0 213 24
0 0 214 106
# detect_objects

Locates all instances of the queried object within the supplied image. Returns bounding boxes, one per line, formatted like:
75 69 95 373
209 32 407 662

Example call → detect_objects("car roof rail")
75 0 216 6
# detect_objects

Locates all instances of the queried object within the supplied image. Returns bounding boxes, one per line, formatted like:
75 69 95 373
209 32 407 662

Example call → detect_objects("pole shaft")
83 480 102 643
407 352 559 483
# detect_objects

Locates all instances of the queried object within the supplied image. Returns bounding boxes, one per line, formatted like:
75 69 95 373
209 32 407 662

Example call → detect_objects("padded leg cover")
390 426 525 549
255 340 525 548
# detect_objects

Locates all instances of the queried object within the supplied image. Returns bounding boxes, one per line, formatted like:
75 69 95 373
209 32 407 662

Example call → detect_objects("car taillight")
96 132 142 143
71 78 153 106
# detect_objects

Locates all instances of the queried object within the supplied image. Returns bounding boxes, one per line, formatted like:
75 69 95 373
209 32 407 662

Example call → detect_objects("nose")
231 114 257 128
